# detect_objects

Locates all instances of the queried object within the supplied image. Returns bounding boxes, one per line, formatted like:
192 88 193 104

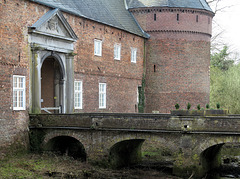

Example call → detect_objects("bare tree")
207 0 233 13
206 0 236 53
207 0 240 62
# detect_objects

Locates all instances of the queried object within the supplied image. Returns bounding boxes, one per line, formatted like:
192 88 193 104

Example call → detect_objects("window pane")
13 77 17 88
74 81 82 109
13 76 25 110
13 91 17 107
99 83 106 108
19 78 23 88
19 91 23 107
131 48 137 63
94 40 102 56
114 44 121 60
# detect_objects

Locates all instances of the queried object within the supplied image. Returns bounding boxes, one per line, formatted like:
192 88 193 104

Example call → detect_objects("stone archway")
41 56 64 113
29 9 78 114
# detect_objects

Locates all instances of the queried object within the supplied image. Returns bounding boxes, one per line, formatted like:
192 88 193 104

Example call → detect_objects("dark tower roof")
126 0 213 12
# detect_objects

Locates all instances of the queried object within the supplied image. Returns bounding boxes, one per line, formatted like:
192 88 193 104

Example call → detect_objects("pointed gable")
28 9 78 53
29 9 78 41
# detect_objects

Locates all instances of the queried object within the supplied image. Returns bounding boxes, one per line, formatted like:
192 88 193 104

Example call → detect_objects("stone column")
31 46 42 114
59 79 65 113
65 54 74 113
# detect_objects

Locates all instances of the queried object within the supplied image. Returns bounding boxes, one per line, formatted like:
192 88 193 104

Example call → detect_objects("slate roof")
29 0 213 39
29 0 149 38
126 0 213 12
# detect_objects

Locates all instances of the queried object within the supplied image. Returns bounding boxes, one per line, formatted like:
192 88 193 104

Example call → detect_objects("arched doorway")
41 57 64 113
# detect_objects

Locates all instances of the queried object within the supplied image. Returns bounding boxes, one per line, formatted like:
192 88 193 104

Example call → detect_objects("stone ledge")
171 110 229 117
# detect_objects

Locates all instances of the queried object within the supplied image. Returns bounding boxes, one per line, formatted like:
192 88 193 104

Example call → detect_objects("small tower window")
177 14 179 21
208 17 210 24
154 14 156 21
154 65 156 72
196 15 199 22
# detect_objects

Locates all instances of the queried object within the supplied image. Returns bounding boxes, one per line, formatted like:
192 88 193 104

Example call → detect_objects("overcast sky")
210 0 240 56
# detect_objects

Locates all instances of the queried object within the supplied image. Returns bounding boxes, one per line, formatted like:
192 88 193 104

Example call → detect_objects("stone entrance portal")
28 9 78 114
41 57 64 113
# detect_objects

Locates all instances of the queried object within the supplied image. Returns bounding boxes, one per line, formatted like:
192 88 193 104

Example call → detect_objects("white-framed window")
131 48 137 63
114 43 121 60
99 83 106 109
13 75 26 110
94 39 102 56
74 81 83 109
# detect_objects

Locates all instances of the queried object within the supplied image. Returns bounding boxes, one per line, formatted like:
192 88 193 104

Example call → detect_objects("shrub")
206 104 210 109
197 104 201 110
175 103 180 110
187 102 191 110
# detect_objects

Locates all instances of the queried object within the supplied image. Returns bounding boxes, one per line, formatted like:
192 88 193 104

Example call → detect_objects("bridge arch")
42 131 87 161
109 139 145 168
200 136 240 153
198 136 240 177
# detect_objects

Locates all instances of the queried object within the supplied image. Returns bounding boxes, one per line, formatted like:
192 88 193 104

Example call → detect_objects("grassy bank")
0 152 181 178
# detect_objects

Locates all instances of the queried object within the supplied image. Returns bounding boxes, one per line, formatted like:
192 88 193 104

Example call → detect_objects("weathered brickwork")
130 8 212 35
0 0 213 155
0 0 50 152
0 0 144 152
145 39 211 113
71 15 144 113
130 8 213 113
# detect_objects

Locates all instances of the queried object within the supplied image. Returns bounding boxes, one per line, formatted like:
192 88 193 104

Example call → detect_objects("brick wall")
71 15 144 113
145 39 211 113
130 8 213 113
130 8 213 35
0 0 145 152
0 0 47 153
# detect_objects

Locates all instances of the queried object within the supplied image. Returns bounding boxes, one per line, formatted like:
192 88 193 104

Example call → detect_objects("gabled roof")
29 0 149 38
126 0 213 12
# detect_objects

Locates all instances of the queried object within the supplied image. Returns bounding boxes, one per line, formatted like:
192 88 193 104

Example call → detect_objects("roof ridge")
29 0 149 38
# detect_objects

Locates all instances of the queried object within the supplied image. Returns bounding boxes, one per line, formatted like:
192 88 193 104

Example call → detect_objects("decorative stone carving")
29 9 78 53
46 16 59 33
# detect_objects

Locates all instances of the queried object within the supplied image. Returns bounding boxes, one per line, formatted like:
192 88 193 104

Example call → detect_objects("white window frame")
131 48 137 63
74 81 83 109
13 75 26 110
99 83 106 109
94 39 102 56
114 43 121 60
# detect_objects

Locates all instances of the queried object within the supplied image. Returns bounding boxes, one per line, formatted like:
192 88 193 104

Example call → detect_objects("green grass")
0 152 91 178
0 152 180 178
0 153 55 178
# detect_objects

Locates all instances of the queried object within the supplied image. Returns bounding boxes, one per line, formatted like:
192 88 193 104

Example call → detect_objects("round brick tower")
127 0 214 113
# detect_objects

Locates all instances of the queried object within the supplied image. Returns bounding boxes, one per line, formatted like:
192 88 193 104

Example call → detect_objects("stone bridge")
29 113 240 178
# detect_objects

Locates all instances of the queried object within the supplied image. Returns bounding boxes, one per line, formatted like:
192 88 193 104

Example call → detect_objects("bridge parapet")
29 113 171 130
29 113 240 133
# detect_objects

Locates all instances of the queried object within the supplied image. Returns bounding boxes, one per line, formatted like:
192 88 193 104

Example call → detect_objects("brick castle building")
0 0 213 152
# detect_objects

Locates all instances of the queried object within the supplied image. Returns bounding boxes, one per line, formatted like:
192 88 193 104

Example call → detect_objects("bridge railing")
29 113 240 134
41 106 62 114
